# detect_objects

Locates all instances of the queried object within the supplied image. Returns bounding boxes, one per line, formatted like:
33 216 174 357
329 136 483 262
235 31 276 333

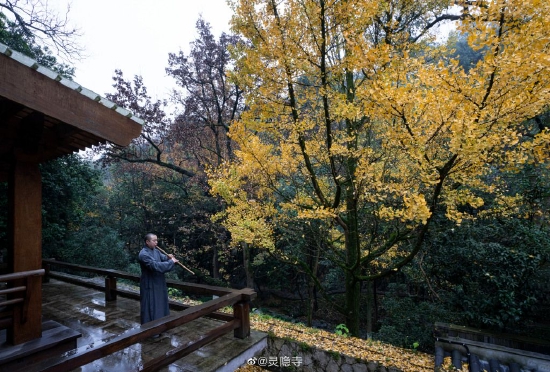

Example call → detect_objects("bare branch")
0 0 83 60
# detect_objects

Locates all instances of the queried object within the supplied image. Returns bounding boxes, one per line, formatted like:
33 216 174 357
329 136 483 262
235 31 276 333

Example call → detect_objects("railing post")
6 270 44 344
233 288 255 339
43 263 50 283
105 275 117 301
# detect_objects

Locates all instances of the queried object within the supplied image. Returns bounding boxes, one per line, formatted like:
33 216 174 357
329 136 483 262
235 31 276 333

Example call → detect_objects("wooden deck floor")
38 279 267 372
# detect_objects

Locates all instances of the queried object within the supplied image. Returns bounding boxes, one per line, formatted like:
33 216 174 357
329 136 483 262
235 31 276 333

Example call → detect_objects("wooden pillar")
8 159 42 344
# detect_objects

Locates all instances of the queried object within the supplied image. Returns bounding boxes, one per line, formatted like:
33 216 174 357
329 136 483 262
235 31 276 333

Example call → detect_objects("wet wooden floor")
40 279 267 372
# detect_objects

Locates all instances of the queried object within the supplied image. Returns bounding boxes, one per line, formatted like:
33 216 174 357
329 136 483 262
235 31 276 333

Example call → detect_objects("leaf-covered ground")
233 312 437 372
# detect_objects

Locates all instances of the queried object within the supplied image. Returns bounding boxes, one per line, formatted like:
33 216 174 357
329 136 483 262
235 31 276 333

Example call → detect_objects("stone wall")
248 336 403 372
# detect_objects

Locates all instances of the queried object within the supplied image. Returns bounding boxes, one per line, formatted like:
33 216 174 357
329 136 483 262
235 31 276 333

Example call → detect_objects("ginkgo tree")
208 0 550 336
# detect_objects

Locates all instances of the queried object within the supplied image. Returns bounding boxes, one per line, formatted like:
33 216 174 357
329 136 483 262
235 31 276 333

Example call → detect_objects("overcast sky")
47 0 233 101
44 1 455 106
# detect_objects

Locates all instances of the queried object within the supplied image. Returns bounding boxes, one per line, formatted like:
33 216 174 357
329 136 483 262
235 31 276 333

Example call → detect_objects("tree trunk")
212 243 220 279
365 279 374 337
306 241 320 327
344 271 361 336
242 241 255 289
307 282 314 327
344 192 361 336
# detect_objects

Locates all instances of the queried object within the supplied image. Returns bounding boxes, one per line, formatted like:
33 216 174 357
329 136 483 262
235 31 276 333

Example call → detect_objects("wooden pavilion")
0 42 142 346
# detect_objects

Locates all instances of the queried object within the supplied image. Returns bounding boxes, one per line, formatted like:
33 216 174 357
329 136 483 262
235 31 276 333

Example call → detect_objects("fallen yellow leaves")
243 314 435 372
236 365 270 372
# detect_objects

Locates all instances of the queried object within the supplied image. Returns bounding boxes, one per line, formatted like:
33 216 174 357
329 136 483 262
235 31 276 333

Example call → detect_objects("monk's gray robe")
138 247 175 324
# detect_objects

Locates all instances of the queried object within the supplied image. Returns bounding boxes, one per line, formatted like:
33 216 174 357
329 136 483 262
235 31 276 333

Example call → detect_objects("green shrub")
374 283 454 352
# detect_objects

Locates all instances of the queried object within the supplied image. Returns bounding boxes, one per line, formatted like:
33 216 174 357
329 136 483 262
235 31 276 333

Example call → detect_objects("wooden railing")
434 322 550 355
38 259 256 372
0 269 45 331
434 322 550 372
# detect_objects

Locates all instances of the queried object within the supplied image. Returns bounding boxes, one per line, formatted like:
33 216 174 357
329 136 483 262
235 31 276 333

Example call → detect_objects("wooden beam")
0 53 141 147
16 111 44 154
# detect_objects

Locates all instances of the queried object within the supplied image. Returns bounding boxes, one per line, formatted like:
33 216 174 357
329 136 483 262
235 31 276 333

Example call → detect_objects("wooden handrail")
0 286 26 296
0 269 44 282
27 291 250 372
38 259 256 372
0 269 45 331
0 298 24 307
43 259 237 296
42 259 137 280
140 319 241 372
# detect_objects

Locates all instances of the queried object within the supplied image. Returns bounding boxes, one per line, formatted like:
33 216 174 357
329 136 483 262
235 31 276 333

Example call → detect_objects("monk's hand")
171 257 179 263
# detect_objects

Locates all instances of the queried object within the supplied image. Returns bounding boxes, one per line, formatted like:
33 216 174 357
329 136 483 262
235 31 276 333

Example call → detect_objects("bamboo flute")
155 246 195 275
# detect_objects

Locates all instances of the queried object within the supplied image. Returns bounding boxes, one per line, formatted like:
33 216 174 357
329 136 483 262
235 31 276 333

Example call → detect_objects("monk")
138 233 178 325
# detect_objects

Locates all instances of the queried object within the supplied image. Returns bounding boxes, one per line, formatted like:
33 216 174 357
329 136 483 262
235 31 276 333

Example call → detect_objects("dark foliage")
424 219 550 330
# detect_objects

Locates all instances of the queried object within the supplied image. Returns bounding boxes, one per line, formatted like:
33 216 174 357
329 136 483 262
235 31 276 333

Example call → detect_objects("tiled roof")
0 42 144 126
